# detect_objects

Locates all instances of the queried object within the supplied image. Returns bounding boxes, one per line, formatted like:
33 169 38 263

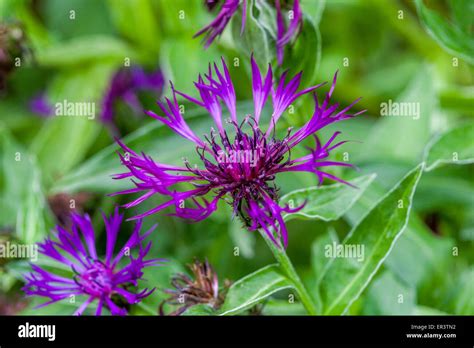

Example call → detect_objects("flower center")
75 261 114 297
185 118 294 225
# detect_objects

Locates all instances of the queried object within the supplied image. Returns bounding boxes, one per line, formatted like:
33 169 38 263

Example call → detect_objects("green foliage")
280 174 376 222
107 0 161 57
424 122 474 171
362 271 416 315
219 265 294 315
415 0 474 64
1 0 472 317
232 0 272 66
362 66 435 164
36 36 138 67
318 164 424 315
0 129 52 244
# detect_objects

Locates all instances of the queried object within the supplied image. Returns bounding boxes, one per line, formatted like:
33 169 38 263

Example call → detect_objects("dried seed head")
160 259 230 316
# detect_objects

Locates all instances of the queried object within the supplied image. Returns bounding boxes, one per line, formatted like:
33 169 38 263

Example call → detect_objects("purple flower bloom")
195 0 303 65
112 57 364 247
22 208 164 316
101 65 164 124
29 93 53 117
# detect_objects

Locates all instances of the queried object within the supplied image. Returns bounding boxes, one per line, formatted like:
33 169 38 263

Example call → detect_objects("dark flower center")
188 117 292 225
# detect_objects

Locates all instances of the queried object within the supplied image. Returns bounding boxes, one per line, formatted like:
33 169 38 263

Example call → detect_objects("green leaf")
310 228 339 311
253 0 277 36
343 172 455 290
424 123 474 171
318 164 424 315
282 14 321 86
363 66 434 163
447 267 474 315
232 0 272 67
160 39 221 99
362 271 416 315
300 0 326 25
30 63 116 187
36 35 137 67
415 0 474 65
219 264 294 315
311 228 339 285
42 0 115 40
384 215 453 289
182 304 216 316
450 0 474 34
413 306 448 315
261 299 306 315
280 174 376 222
21 297 99 315
0 129 52 244
229 220 256 259
107 0 161 56
415 173 474 211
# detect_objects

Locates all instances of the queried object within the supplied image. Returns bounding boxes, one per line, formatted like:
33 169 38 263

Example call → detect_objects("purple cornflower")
195 0 302 65
22 208 164 316
112 57 364 248
101 65 164 124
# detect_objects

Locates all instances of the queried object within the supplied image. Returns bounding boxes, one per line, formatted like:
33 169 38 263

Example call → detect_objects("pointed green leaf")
362 271 416 315
261 299 306 315
424 123 474 171
0 129 52 244
282 14 321 86
363 67 434 163
319 164 424 315
182 304 216 316
107 0 161 56
30 63 116 187
36 35 137 67
280 174 376 222
311 228 339 285
232 0 272 66
413 306 448 316
300 0 326 25
415 0 474 65
219 265 294 315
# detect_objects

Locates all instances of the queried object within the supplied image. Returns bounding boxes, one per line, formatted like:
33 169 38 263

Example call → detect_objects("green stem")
259 230 318 315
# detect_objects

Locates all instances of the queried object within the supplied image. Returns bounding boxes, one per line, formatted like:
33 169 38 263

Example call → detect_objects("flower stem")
259 230 318 315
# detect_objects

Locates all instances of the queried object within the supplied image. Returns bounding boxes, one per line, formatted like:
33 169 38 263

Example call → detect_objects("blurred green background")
0 0 473 316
